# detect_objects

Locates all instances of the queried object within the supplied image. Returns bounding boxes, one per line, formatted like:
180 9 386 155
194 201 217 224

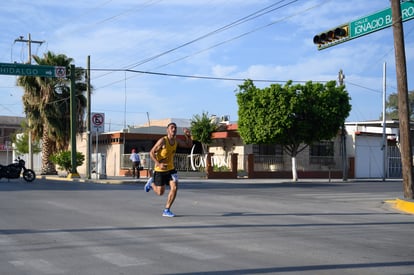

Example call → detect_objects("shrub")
50 151 85 174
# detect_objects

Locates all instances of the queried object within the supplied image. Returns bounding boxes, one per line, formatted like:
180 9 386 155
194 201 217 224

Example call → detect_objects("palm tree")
17 51 87 175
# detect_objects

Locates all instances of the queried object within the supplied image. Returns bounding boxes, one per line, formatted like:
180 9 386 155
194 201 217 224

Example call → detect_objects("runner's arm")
177 127 193 148
149 138 167 169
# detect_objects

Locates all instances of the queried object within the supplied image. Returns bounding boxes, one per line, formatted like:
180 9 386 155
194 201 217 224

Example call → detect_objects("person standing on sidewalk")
144 122 193 217
129 149 141 179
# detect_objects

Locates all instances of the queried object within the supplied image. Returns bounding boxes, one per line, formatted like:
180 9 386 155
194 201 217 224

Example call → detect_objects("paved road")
0 178 413 275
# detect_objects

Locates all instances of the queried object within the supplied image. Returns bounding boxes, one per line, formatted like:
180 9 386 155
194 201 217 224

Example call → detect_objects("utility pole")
68 64 79 178
86 56 91 179
382 62 387 182
391 0 414 199
14 33 45 170
338 69 347 181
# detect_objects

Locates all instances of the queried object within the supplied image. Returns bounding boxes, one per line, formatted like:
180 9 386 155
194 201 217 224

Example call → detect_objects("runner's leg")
165 180 177 209
151 172 166 195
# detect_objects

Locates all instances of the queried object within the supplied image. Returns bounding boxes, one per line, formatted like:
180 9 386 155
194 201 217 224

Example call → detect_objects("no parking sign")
91 112 105 133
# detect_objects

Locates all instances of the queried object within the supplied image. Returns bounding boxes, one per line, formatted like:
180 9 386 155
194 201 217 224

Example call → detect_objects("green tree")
190 111 218 154
12 133 41 155
11 120 40 156
16 51 88 175
384 90 414 120
236 80 351 181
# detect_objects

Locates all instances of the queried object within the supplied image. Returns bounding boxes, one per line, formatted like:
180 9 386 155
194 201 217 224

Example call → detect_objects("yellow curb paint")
395 198 414 214
385 199 414 215
67 173 80 179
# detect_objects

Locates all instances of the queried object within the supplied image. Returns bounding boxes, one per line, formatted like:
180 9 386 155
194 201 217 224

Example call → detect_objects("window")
310 141 334 165
253 144 283 162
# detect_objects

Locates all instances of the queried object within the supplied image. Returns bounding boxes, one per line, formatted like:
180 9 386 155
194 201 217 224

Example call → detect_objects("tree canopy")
384 90 414 120
236 80 351 180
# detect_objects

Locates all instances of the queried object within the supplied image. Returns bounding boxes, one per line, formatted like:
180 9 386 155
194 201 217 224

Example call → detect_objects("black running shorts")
153 170 177 186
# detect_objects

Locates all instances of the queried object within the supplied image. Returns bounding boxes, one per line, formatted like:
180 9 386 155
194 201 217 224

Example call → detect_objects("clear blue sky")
1 0 413 131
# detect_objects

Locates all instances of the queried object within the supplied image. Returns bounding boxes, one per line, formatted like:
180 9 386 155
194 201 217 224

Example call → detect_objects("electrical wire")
124 0 298 70
92 67 322 83
155 1 329 71
95 0 329 89
345 81 382 94
93 0 300 82
92 0 163 26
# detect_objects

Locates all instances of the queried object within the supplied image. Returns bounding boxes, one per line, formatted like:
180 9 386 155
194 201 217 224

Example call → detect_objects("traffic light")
313 25 349 50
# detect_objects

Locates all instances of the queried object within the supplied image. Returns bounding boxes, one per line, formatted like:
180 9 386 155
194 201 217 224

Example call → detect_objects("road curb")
384 198 414 215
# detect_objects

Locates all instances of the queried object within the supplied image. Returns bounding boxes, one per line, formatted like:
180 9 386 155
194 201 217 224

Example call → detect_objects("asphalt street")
0 177 413 275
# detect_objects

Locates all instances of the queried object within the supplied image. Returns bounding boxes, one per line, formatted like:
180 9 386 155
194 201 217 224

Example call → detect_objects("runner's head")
167 122 177 137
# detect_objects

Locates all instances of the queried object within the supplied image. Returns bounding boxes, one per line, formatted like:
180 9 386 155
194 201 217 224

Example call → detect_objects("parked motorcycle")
0 157 36 182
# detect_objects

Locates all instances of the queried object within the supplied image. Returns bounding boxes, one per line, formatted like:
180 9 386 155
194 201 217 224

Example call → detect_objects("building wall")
104 143 122 177
76 132 123 177
0 116 24 165
75 131 346 177
71 122 405 179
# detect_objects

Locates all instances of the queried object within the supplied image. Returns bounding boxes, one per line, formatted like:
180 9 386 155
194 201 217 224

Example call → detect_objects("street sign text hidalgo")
0 62 66 78
350 1 414 38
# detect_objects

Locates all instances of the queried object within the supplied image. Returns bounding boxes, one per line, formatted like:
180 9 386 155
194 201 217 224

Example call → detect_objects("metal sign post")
91 113 105 179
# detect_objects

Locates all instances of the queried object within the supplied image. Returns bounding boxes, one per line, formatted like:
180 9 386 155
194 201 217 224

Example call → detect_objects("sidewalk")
40 171 207 185
40 174 149 185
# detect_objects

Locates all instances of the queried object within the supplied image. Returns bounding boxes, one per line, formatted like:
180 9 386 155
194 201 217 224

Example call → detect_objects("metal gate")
387 145 402 178
355 136 384 178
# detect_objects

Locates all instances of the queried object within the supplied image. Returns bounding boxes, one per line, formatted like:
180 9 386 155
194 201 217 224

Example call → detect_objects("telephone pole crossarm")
14 34 45 64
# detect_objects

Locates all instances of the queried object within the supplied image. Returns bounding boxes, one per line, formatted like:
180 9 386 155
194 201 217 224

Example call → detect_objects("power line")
93 67 405 97
92 67 325 84
124 0 298 70
95 1 327 89
93 0 163 26
156 1 329 70
94 0 299 82
347 80 403 95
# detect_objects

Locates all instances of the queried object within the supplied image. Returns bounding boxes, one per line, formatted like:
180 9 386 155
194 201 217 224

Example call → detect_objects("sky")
1 0 414 131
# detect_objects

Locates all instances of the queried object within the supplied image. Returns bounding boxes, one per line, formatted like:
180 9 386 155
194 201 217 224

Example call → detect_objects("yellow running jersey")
154 136 177 172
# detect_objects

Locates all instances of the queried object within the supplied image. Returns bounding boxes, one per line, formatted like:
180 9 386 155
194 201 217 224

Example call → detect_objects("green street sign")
349 1 414 38
0 62 66 78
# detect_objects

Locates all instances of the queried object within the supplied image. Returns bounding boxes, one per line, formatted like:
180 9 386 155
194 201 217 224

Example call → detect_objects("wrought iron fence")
122 153 344 173
252 155 343 172
388 146 402 178
122 153 205 172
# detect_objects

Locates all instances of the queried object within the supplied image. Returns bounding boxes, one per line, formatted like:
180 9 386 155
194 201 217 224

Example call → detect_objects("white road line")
9 259 64 274
94 253 151 267
160 243 223 260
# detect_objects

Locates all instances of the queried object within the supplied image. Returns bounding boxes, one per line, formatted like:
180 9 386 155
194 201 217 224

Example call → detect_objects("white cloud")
1 0 413 126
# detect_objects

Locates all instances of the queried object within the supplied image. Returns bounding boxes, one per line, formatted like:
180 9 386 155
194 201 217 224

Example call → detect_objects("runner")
144 122 192 217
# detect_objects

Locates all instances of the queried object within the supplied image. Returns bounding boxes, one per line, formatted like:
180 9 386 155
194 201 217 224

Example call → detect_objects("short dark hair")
167 122 177 128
